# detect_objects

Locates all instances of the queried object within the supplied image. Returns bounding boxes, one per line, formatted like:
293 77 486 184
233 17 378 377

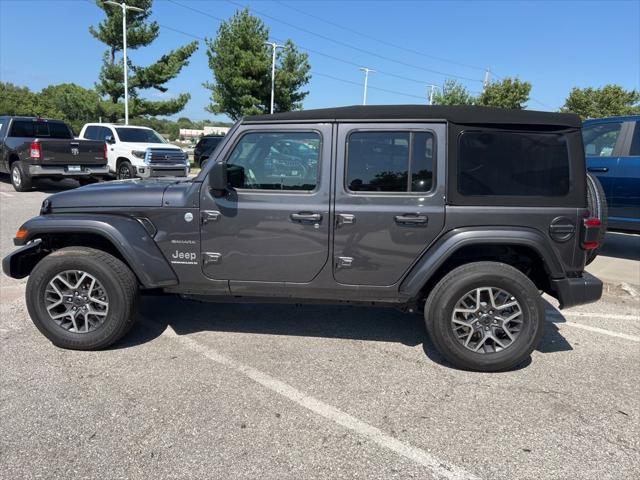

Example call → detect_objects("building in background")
179 126 230 140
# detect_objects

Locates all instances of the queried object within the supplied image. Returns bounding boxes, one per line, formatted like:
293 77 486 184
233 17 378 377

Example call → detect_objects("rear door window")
458 130 570 197
84 126 99 140
582 122 623 157
346 131 434 192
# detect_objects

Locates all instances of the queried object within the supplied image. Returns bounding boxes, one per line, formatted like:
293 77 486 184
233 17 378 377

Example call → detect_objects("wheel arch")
7 214 178 288
400 227 564 301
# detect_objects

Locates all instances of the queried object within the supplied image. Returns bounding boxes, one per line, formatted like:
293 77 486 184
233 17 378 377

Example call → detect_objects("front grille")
147 148 186 165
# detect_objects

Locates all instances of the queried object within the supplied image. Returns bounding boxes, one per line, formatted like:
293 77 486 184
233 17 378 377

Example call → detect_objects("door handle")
290 212 322 223
587 167 609 173
394 214 428 226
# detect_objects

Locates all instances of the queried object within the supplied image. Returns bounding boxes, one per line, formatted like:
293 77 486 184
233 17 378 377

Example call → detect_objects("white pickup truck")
78 123 188 179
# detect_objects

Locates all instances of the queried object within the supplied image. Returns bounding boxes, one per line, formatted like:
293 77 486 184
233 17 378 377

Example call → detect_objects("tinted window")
9 120 72 139
346 131 434 192
98 127 114 141
84 126 99 140
629 122 640 156
226 131 320 191
458 131 570 197
582 122 622 157
115 127 165 143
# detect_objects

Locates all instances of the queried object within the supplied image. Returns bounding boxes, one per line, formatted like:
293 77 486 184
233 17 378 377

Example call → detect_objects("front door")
333 123 446 286
200 124 332 283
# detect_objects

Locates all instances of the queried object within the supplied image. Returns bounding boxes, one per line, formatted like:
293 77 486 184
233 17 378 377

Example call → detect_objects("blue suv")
583 116 640 232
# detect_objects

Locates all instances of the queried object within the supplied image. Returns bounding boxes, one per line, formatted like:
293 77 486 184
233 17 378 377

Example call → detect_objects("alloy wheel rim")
44 270 109 333
119 166 131 179
451 287 524 353
12 166 21 186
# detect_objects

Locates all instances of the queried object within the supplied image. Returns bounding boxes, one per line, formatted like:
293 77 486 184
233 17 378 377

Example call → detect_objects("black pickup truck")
0 116 109 191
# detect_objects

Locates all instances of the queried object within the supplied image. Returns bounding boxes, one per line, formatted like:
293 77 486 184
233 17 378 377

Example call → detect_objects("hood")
119 142 184 152
45 178 191 211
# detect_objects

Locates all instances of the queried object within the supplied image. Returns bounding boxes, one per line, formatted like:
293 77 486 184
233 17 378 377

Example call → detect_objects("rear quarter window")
458 130 570 197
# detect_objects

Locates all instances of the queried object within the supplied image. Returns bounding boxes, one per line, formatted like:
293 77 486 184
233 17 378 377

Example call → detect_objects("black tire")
424 262 545 372
26 247 139 350
10 161 33 192
116 160 135 180
586 172 608 265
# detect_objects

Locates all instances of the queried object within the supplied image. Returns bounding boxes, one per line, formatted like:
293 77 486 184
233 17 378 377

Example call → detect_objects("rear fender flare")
15 214 178 288
399 227 564 298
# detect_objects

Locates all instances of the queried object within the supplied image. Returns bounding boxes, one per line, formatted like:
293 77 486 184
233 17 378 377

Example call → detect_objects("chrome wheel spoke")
44 270 109 334
451 286 524 355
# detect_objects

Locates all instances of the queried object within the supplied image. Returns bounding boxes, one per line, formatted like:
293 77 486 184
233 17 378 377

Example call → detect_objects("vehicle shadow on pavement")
599 232 640 261
114 295 574 371
0 174 80 193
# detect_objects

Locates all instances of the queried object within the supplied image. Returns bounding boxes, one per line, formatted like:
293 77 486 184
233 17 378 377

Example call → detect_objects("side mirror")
208 161 228 196
105 135 115 144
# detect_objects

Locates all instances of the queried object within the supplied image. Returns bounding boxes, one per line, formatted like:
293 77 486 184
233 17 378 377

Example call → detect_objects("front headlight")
132 150 146 160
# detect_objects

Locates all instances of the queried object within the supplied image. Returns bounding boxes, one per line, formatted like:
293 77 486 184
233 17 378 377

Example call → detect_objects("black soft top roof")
245 105 581 128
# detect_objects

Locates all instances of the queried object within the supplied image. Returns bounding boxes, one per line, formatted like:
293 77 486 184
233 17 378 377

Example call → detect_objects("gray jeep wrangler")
2 106 604 372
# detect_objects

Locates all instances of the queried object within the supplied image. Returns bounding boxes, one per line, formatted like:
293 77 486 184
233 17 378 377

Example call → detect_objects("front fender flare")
399 226 565 298
12 214 178 288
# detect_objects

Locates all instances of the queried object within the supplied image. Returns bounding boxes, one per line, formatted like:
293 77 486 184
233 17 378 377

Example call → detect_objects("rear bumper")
135 164 188 178
550 272 603 309
29 165 110 177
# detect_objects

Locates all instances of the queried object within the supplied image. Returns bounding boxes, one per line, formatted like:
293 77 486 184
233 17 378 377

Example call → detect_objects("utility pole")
359 67 375 105
483 68 491 89
426 84 441 105
104 1 145 125
265 41 285 114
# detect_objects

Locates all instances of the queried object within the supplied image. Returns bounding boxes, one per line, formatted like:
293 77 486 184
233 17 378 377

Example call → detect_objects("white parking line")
0 191 14 198
554 321 640 342
562 311 639 321
159 325 480 480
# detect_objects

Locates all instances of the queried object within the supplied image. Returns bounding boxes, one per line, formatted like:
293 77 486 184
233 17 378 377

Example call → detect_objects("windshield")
115 127 166 143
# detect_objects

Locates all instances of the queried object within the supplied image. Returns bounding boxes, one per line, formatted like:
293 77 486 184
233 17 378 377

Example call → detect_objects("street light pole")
426 84 441 105
359 67 375 105
265 41 285 114
104 1 144 125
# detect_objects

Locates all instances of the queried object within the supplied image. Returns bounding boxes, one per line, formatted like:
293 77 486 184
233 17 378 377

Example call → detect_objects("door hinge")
202 252 221 265
201 210 221 225
336 256 353 268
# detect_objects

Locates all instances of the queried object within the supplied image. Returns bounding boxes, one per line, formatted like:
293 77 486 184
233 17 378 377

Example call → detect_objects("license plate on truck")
67 165 82 172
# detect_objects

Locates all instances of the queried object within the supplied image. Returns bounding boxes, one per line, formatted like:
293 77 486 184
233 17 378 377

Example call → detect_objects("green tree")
431 79 475 106
0 83 49 117
90 0 198 119
477 78 531 109
561 84 640 119
204 9 311 120
39 84 105 133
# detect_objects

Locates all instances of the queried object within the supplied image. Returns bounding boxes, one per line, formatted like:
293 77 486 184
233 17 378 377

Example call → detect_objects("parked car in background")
0 116 109 192
193 135 224 168
583 115 640 232
78 123 189 179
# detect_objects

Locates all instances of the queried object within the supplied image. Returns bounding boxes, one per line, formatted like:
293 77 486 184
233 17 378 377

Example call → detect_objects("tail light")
30 141 41 159
581 217 601 250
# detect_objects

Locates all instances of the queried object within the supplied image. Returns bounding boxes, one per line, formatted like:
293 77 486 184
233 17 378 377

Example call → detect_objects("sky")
1 0 639 122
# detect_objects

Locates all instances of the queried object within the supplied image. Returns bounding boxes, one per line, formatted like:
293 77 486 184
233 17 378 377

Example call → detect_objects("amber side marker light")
15 228 28 240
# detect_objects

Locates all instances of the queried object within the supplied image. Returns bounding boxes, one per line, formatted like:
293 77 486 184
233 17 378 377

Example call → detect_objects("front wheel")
26 247 139 350
424 262 544 372
116 160 135 180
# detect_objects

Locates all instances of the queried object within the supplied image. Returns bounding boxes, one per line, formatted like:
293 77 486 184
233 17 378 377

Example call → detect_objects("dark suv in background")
193 134 225 168
3 106 604 372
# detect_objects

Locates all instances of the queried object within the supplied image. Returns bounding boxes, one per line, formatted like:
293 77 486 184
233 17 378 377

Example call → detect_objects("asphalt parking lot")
1 177 639 480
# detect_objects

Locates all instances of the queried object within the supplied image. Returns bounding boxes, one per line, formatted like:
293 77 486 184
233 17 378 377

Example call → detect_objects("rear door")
199 123 332 284
583 119 625 201
333 123 446 286
612 120 640 227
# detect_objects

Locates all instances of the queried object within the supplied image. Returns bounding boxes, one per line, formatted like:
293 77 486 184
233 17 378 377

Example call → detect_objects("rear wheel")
424 262 544 372
117 160 135 180
586 172 607 265
11 161 33 192
26 247 139 350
